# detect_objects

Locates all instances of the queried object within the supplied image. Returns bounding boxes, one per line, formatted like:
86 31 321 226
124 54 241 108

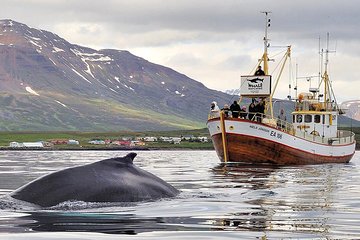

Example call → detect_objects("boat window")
322 115 325 124
314 115 321 123
293 115 295 123
305 115 312 123
296 115 302 123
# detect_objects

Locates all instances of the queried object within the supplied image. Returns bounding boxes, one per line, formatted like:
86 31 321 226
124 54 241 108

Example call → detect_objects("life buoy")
310 130 320 136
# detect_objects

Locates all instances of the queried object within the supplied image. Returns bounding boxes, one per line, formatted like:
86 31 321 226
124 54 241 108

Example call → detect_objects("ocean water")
0 150 359 239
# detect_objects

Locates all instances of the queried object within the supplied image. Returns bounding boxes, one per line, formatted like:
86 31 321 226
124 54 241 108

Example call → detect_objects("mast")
261 12 273 117
262 11 271 74
322 33 335 112
318 36 322 87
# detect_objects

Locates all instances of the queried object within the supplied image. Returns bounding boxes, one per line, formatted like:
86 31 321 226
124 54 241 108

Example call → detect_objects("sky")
1 0 359 102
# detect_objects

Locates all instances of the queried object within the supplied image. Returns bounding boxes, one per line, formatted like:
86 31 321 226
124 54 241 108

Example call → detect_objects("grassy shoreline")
0 129 213 150
0 127 359 150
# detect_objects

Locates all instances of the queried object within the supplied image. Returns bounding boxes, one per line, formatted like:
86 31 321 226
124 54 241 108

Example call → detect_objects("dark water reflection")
0 151 360 239
17 212 208 234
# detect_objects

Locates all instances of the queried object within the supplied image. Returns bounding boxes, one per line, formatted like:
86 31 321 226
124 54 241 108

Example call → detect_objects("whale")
10 153 179 207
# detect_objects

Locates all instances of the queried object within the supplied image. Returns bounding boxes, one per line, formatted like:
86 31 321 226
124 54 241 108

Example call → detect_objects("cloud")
220 55 253 71
0 0 359 100
166 53 204 67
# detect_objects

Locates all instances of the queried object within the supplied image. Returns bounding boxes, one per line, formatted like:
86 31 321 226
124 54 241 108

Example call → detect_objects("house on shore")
68 139 79 145
143 137 158 142
9 142 44 148
88 139 106 145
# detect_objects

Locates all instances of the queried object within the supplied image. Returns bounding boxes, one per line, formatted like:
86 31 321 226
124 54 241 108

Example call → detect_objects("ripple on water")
0 150 359 239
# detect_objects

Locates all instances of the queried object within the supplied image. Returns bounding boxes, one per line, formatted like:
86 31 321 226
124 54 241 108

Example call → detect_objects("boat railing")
208 110 220 119
329 130 356 145
296 131 328 144
296 101 338 112
208 110 262 121
295 129 355 145
208 110 295 134
261 113 295 135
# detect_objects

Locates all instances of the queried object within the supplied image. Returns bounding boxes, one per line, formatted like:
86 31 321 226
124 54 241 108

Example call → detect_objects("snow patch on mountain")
52 47 64 53
70 48 115 79
174 90 185 97
28 36 41 41
25 86 40 96
71 49 113 62
224 88 240 96
124 84 135 91
28 39 42 49
49 58 57 65
71 68 92 84
54 100 67 108
109 87 117 93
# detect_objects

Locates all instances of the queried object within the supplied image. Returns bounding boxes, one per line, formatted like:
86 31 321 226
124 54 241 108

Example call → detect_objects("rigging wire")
269 49 287 59
270 51 287 75
249 58 263 75
288 55 293 99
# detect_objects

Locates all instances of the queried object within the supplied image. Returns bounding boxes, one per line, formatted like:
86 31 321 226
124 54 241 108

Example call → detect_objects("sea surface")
0 150 359 239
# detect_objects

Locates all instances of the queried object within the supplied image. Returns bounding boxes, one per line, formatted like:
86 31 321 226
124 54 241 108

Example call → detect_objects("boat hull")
207 118 355 165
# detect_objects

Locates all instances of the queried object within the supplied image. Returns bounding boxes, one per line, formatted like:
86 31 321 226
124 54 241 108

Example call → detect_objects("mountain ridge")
0 19 231 131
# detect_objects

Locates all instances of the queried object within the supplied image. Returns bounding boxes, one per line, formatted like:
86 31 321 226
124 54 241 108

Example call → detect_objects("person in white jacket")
209 101 220 118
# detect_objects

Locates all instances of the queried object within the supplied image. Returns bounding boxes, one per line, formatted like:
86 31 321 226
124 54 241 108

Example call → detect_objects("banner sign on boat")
240 75 271 96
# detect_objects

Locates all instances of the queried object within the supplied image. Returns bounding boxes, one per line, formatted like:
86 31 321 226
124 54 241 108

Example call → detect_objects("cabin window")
293 115 295 123
296 115 303 123
314 115 321 123
305 115 312 123
322 115 325 124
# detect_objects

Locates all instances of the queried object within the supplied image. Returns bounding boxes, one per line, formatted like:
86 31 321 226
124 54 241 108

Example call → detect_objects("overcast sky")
1 0 359 102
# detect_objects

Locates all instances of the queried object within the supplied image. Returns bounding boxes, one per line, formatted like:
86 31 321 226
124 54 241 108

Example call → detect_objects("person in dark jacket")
256 100 265 122
230 101 241 118
248 102 256 120
221 104 230 117
277 108 287 129
240 106 247 119
255 66 265 76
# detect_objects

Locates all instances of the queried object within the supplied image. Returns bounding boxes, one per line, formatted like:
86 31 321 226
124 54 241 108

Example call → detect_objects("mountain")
224 89 240 96
0 20 231 131
341 100 360 122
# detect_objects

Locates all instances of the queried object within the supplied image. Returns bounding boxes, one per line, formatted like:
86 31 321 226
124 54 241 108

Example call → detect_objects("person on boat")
221 104 231 117
256 99 265 122
255 66 265 76
230 100 241 118
277 108 287 129
209 101 220 118
248 102 256 121
240 106 247 119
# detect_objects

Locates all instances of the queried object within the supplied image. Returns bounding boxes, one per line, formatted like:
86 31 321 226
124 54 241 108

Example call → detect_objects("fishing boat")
207 13 356 165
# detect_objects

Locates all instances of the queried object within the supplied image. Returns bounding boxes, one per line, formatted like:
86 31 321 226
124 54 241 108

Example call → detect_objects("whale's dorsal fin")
99 152 137 166
125 152 137 163
115 152 137 164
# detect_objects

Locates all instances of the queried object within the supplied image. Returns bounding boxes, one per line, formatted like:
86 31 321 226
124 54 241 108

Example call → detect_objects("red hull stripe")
212 132 355 158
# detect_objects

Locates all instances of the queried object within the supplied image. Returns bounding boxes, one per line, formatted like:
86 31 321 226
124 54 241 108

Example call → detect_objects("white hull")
207 118 355 164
